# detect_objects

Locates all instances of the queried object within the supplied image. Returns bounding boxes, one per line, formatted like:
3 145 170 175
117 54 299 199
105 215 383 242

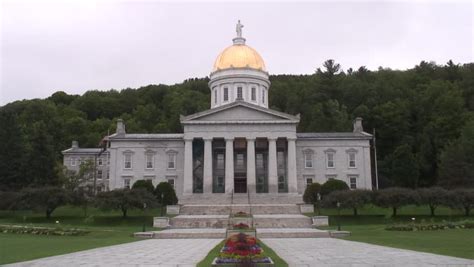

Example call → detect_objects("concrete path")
7 239 220 267
262 238 474 266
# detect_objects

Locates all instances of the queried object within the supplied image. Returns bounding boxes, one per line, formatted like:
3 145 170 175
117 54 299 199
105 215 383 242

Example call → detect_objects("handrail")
247 186 254 229
228 189 234 229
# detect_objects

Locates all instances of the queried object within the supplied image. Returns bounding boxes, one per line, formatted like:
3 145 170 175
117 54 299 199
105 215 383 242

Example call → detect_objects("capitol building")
63 23 373 203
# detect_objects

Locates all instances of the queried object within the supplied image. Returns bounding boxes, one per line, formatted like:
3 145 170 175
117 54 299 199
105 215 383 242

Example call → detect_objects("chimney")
353 117 363 133
72 140 79 149
116 119 126 135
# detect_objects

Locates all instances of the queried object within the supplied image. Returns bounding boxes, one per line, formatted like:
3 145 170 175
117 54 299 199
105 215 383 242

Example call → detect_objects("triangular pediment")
181 101 299 124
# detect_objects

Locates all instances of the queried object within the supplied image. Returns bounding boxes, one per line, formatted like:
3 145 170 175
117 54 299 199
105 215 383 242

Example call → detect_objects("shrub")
374 187 419 216
320 179 349 196
303 183 322 204
132 180 155 193
0 225 89 236
417 187 449 216
323 189 372 215
155 182 178 205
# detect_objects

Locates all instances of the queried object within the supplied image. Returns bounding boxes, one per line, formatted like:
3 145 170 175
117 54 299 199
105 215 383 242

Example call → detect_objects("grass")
0 206 167 265
309 204 474 259
197 239 288 267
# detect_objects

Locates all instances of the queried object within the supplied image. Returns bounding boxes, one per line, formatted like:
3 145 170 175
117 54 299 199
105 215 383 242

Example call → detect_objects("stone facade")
62 26 373 202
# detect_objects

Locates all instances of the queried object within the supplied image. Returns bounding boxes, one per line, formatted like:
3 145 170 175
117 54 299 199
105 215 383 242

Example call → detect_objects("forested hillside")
1 60 473 190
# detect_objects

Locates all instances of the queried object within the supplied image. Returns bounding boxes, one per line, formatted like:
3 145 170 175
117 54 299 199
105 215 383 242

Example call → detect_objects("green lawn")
0 206 165 265
310 204 474 260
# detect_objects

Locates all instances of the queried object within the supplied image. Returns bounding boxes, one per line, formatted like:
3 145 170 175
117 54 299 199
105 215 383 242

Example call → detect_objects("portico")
182 135 298 195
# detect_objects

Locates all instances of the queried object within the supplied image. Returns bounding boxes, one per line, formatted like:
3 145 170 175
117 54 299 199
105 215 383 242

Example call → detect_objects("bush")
323 189 372 215
155 182 178 205
374 187 419 216
417 187 449 216
132 180 155 193
320 179 349 196
303 183 322 204
385 221 474 231
0 225 90 236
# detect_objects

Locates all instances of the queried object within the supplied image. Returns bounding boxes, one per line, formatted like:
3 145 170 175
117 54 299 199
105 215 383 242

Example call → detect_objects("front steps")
178 193 304 205
179 204 301 215
253 214 313 228
170 215 229 228
154 228 226 239
256 228 330 238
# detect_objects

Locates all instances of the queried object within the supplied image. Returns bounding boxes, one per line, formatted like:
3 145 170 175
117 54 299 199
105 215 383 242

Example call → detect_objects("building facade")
62 25 373 202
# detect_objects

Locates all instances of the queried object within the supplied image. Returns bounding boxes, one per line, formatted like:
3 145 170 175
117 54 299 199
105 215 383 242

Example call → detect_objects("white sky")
1 0 473 105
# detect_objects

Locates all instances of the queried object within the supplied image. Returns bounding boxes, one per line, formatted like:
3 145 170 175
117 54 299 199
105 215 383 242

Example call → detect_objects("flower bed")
0 224 90 236
386 221 474 231
233 223 250 229
213 233 273 266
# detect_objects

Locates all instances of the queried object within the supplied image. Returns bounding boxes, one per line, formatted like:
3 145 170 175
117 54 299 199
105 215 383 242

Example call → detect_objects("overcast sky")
1 0 473 105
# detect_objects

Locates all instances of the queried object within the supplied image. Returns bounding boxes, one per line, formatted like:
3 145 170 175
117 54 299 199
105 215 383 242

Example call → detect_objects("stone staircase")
144 191 331 238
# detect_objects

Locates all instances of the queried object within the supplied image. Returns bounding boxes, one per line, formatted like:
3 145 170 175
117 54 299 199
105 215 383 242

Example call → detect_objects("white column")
268 138 278 193
183 138 193 194
225 138 234 193
246 138 256 194
287 138 298 193
203 138 213 194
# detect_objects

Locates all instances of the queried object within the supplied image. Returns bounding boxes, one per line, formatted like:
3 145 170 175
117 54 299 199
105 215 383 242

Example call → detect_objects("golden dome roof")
213 43 266 72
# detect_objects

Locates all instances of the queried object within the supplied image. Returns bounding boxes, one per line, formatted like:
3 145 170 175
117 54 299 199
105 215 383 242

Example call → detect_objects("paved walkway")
7 239 220 267
262 238 474 266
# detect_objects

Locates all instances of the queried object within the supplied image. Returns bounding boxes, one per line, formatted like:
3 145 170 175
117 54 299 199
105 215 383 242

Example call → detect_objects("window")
168 153 176 169
349 176 357 189
256 153 264 168
124 153 132 169
348 152 356 168
251 87 256 101
124 178 131 189
106 170 110 179
70 157 76 166
146 153 154 169
304 152 313 168
326 152 335 168
97 170 102 179
262 89 265 104
167 176 176 189
236 153 244 168
97 186 102 192
214 90 217 104
217 154 225 169
304 176 314 188
98 158 103 166
237 87 243 99
277 151 285 169
224 87 229 101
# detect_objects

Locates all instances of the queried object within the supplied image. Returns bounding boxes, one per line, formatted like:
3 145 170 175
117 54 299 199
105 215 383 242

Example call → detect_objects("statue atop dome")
236 20 244 38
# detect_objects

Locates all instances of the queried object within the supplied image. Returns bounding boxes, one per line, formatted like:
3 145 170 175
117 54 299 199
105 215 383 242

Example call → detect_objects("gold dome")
213 44 266 72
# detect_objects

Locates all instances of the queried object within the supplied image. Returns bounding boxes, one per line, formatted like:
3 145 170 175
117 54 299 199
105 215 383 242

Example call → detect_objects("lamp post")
316 193 321 215
142 202 147 232
336 201 341 231
160 193 164 216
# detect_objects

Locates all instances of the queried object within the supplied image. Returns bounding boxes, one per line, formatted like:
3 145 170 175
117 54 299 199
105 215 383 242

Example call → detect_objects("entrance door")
234 174 247 193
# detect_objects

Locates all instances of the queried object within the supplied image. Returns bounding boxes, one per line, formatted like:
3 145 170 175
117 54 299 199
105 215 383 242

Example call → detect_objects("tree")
323 190 372 216
417 187 449 216
374 187 418 216
95 189 157 218
303 183 322 204
448 189 474 216
320 179 349 196
155 182 178 205
0 191 21 210
18 186 70 218
132 180 155 194
387 144 420 188
0 111 26 190
438 119 474 188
